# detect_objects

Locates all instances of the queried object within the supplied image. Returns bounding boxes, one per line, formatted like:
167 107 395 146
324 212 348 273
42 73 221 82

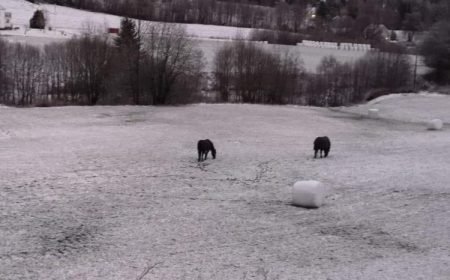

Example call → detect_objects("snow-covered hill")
0 0 254 40
0 93 449 279
339 92 450 124
0 0 375 72
0 0 430 74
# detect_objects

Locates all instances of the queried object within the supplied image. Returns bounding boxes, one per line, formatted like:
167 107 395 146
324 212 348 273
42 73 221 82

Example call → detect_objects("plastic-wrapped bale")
368 108 379 118
427 119 443 130
292 180 326 208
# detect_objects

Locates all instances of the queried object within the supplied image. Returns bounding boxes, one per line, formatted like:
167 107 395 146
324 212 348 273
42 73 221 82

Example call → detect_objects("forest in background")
5 1 447 107
27 0 450 41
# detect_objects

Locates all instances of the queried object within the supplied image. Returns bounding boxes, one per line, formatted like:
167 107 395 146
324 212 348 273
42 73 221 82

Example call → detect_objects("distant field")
0 94 449 279
3 33 428 74
1 0 430 74
194 39 370 73
1 0 253 40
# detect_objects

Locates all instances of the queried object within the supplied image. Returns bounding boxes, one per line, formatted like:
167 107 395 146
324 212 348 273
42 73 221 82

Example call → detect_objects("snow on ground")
0 0 253 39
196 39 369 73
1 0 430 74
339 92 450 124
0 0 371 73
0 94 449 279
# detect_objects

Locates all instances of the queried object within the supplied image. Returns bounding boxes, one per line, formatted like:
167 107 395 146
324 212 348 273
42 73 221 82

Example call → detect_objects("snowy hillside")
196 39 370 72
340 92 450 124
0 0 377 72
0 93 449 279
0 0 254 39
1 0 431 74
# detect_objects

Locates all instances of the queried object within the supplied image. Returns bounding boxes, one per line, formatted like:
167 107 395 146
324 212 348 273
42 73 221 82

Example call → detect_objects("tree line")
0 21 204 106
29 0 450 39
213 40 413 105
2 17 448 107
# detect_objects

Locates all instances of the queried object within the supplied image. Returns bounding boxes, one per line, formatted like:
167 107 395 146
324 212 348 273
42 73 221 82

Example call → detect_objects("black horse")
197 139 216 162
314 136 331 158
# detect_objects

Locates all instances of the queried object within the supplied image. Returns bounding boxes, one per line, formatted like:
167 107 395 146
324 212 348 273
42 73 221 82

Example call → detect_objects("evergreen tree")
316 1 329 19
114 18 142 104
115 18 140 50
30 10 46 29
420 20 450 84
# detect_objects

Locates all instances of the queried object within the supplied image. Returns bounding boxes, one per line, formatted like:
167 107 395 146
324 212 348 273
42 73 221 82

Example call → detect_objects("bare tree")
268 52 303 104
0 39 9 104
65 34 114 105
141 23 204 105
43 43 71 104
306 51 413 107
8 44 43 106
213 43 234 102
213 41 303 104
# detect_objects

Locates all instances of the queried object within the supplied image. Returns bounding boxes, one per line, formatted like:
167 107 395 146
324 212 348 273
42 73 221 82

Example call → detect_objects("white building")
0 5 13 30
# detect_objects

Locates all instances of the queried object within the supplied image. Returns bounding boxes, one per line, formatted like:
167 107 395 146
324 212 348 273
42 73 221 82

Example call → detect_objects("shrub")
420 20 450 84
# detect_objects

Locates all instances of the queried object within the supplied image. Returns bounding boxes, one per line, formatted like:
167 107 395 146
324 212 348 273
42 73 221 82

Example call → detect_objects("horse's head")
211 148 216 159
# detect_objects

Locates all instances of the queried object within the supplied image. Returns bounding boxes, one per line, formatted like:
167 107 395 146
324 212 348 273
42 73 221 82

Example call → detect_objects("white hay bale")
427 119 443 130
368 108 379 118
292 180 326 208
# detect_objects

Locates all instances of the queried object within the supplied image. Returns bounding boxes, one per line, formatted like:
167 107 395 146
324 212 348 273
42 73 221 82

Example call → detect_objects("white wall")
0 10 13 29
0 10 6 29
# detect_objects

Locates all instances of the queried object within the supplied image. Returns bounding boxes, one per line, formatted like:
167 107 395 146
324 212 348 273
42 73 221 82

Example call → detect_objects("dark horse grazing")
197 139 216 162
314 136 331 158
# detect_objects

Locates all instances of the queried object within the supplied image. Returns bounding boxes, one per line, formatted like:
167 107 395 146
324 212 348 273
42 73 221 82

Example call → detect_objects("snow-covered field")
1 94 449 279
0 0 392 73
1 0 431 74
196 39 369 73
0 0 254 40
340 92 450 124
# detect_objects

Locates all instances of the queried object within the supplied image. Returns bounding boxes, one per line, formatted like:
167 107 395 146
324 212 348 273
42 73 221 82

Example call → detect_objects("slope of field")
0 0 375 73
339 92 450 124
196 39 368 73
0 93 449 279
2 0 431 74
0 0 254 39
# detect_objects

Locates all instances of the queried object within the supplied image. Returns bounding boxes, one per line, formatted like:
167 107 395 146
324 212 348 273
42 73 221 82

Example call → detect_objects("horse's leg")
314 150 318 158
198 150 202 162
205 150 209 160
320 150 323 158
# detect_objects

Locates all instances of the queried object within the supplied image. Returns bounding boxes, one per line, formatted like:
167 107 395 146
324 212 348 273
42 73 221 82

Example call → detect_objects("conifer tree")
30 10 46 29
114 18 142 104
